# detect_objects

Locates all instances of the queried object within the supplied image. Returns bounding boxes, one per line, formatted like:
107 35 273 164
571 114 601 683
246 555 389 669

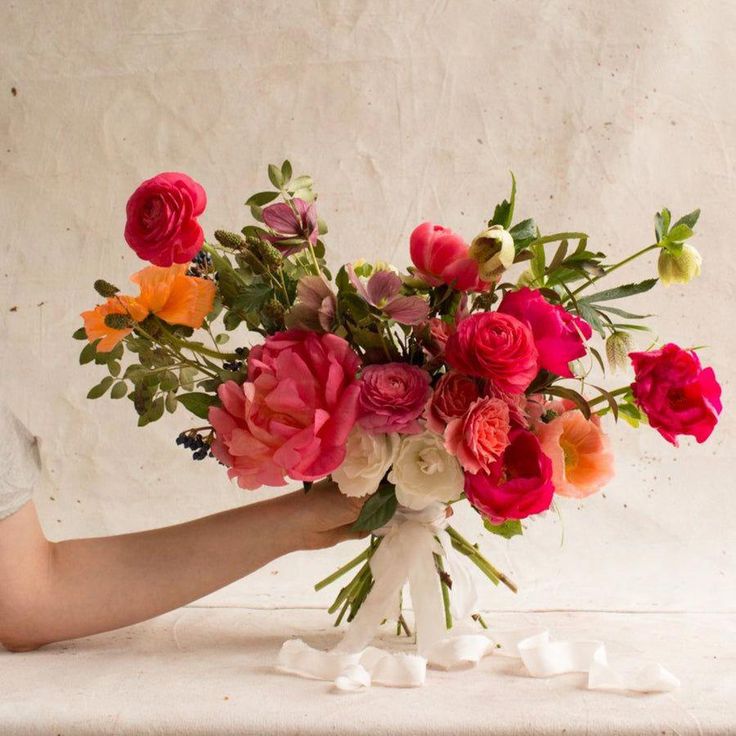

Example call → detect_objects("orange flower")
536 410 614 499
81 296 148 352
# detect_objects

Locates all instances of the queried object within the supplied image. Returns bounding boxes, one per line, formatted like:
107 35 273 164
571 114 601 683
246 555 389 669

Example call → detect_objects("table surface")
1 607 734 735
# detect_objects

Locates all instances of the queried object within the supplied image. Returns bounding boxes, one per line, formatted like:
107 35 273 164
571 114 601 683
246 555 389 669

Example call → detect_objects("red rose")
498 287 592 378
426 372 481 434
124 172 207 267
445 312 538 394
629 343 722 446
465 428 554 522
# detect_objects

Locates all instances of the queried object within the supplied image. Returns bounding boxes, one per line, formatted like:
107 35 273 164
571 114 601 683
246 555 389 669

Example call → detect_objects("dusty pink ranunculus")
209 330 362 489
465 428 554 522
262 198 318 255
498 287 592 378
124 172 207 267
629 343 722 446
410 222 485 292
445 312 538 394
444 397 511 474
426 372 481 434
358 362 431 434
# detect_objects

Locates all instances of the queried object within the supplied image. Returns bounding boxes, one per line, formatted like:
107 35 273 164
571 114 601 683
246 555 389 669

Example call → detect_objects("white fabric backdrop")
1 0 734 614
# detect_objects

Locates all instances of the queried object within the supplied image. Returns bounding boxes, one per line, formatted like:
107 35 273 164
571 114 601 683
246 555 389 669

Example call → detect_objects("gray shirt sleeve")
0 403 41 520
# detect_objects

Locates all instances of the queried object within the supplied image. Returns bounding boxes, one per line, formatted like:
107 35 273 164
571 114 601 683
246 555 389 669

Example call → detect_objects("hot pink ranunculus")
209 330 362 489
444 397 511 474
410 222 485 292
358 362 431 434
464 428 554 522
445 312 538 394
498 288 592 378
426 372 481 434
262 198 318 256
629 343 722 446
124 172 207 267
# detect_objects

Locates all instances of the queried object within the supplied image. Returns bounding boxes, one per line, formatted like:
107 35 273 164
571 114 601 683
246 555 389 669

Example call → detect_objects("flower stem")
587 385 631 409
434 553 453 630
446 526 518 594
314 547 371 591
570 243 659 297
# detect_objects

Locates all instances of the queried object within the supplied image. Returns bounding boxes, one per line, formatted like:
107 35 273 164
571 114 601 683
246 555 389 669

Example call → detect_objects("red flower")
629 343 722 446
426 372 481 434
445 312 538 394
124 172 206 267
498 288 592 378
465 428 554 522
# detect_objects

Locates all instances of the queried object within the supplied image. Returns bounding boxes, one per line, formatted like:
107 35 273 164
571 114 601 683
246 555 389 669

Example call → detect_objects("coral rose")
209 330 362 489
445 312 538 394
358 363 431 434
410 222 485 291
536 410 615 498
125 172 207 267
629 343 722 445
498 287 592 378
444 397 511 474
426 372 481 434
465 428 554 522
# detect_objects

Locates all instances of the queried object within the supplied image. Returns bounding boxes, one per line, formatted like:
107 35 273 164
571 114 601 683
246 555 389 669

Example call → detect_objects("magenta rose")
498 288 592 378
358 362 431 434
465 428 554 522
629 343 722 446
262 198 318 256
410 222 485 292
209 330 362 489
124 172 207 267
444 397 511 474
445 312 538 394
426 372 481 434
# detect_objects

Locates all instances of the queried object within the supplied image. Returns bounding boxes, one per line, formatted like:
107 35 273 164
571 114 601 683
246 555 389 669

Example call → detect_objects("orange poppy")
81 296 148 352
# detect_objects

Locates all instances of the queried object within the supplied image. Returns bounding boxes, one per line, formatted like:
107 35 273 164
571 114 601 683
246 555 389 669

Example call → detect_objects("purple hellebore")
262 198 319 256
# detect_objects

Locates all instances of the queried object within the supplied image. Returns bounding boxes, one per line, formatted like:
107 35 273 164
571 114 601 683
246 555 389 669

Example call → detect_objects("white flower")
388 430 464 510
332 425 399 498
658 243 702 285
469 225 516 282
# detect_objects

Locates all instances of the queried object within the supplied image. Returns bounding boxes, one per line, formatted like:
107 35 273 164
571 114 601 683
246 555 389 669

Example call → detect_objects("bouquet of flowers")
75 162 721 689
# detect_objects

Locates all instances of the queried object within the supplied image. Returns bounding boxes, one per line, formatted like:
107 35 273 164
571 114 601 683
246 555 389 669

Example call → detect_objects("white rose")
332 425 399 498
388 430 464 511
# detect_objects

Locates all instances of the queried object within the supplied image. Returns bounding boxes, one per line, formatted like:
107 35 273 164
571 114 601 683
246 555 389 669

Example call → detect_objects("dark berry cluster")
223 346 247 372
187 250 214 278
176 430 213 461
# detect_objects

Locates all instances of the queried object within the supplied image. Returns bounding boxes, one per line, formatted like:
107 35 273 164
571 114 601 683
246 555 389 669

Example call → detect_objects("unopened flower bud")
516 269 536 287
469 225 515 282
252 240 284 270
606 331 633 373
657 243 702 286
104 313 133 330
94 279 119 298
214 230 246 250
262 298 286 332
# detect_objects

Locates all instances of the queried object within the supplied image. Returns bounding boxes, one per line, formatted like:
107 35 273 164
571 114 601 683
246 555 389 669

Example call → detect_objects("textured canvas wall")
1 0 734 614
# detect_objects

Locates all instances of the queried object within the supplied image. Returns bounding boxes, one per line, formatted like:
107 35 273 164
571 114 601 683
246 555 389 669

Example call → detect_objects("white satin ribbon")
277 504 679 694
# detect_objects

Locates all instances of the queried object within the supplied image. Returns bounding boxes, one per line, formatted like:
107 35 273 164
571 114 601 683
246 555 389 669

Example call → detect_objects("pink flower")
284 275 336 332
262 198 318 255
536 410 615 498
426 372 481 434
465 428 554 522
487 383 532 428
124 172 207 267
629 343 722 446
347 265 429 325
445 397 511 474
410 222 485 292
498 288 592 378
209 330 362 489
445 312 538 394
358 363 431 434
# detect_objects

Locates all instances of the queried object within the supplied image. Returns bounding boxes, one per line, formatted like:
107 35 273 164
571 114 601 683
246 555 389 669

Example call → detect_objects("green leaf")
530 242 546 282
146 396 165 423
87 376 115 399
281 159 292 185
268 163 284 189
232 282 272 312
655 208 671 242
483 518 523 539
72 326 88 340
79 340 99 365
673 208 700 230
110 381 128 400
351 484 397 532
545 385 591 419
595 304 652 320
576 301 606 338
548 239 569 272
159 370 179 392
179 367 199 391
288 175 313 193
165 391 178 413
245 191 279 207
108 361 121 377
490 172 516 229
177 392 217 419
509 218 537 252
215 333 230 345
665 223 694 243
590 384 619 421
580 278 658 304
618 401 644 428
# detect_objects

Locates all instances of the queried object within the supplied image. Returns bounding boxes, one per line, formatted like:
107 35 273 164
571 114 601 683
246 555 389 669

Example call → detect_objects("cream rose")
332 425 399 498
388 430 464 510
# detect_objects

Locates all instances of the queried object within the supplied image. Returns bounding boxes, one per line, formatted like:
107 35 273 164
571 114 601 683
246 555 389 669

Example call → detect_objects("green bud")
605 331 633 372
262 298 286 332
214 230 246 250
657 243 702 286
94 279 120 298
103 313 133 330
516 269 536 287
469 225 515 282
252 240 283 270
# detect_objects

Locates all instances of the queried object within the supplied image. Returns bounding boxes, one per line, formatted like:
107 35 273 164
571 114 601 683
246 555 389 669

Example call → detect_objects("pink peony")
498 288 592 378
445 312 538 394
124 172 207 267
444 397 511 474
358 363 431 434
262 198 318 255
410 222 485 292
426 372 481 434
209 330 362 489
629 343 722 446
465 428 554 522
